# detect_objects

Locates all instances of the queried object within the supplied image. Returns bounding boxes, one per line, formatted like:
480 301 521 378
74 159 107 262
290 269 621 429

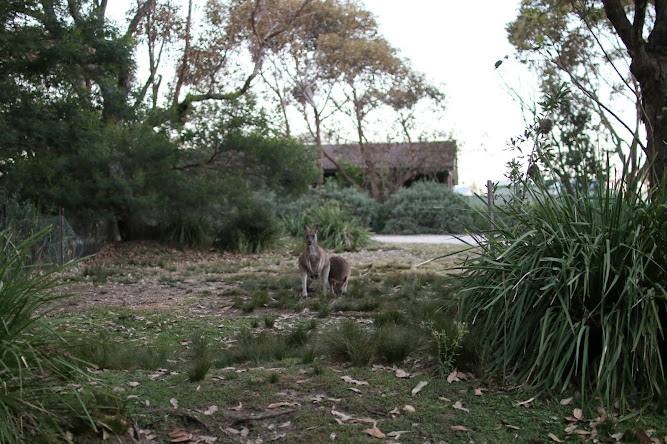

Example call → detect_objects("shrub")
319 319 375 367
303 203 371 251
374 324 420 364
457 176 667 408
381 181 473 234
215 197 282 253
0 228 99 442
277 181 379 231
161 213 213 248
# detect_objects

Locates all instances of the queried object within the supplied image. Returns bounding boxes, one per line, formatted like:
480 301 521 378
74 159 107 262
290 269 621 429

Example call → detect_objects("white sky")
361 0 535 186
106 0 537 187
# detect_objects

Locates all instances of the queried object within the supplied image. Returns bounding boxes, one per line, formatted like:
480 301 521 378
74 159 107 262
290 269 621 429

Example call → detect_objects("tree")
507 0 666 191
601 0 667 188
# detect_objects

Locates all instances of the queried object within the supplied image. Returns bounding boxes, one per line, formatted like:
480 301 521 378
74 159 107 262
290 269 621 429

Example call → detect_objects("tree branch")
601 0 635 54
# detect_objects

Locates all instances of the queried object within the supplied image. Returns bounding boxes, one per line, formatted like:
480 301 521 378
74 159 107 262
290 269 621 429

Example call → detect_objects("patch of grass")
187 333 213 382
319 319 376 367
374 323 421 365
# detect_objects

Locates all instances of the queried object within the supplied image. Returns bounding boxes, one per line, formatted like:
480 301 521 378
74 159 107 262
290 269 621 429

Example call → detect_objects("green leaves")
457 174 667 409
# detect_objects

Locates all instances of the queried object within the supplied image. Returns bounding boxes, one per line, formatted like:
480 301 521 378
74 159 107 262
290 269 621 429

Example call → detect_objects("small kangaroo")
328 256 351 296
298 224 330 297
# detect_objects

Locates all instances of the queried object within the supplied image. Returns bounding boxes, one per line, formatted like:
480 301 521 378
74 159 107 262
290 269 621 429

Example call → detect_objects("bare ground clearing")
55 239 467 318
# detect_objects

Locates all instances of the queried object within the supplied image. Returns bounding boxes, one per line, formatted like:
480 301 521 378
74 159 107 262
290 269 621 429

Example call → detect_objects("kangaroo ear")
342 276 348 283
303 224 309 231
313 224 319 232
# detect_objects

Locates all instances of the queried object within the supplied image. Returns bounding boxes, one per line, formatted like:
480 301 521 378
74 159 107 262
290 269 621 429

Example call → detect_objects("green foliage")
187 333 213 382
215 197 283 253
278 181 379 232
303 204 371 251
381 181 473 234
319 319 376 367
457 175 667 408
428 320 469 376
0 228 98 442
161 213 213 248
374 323 420 364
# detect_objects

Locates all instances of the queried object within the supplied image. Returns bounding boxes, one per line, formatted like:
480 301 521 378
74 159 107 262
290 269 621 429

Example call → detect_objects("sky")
361 0 535 186
106 0 536 187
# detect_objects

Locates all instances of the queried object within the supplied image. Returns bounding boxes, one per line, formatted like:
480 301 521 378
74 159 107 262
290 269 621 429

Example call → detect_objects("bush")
303 203 371 251
0 228 99 442
457 176 667 408
319 319 376 367
381 181 473 234
215 197 282 253
161 213 213 248
277 181 379 232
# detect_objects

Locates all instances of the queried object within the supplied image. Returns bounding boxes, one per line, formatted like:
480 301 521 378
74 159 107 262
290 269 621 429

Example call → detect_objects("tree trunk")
602 0 667 189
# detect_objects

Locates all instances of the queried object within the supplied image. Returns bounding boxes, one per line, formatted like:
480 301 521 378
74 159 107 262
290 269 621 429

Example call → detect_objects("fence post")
486 180 494 225
59 207 65 265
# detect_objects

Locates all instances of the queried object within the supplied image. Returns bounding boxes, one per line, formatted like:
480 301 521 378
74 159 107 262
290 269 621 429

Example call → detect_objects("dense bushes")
380 181 473 234
215 197 283 253
456 177 667 408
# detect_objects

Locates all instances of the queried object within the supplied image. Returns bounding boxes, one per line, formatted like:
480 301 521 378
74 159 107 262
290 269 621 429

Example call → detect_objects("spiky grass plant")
0 228 97 442
457 175 666 408
304 204 371 251
319 319 376 367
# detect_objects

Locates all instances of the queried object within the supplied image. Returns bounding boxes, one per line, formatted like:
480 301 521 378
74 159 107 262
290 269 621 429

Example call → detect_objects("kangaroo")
328 256 351 296
298 224 330 297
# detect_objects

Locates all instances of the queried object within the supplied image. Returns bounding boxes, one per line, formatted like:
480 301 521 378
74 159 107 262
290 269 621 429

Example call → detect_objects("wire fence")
1 206 94 265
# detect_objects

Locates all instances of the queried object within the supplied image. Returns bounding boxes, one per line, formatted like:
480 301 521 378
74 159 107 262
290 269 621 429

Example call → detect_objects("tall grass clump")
381 181 473 234
303 203 371 251
457 173 667 408
0 228 98 442
215 197 282 253
161 213 213 248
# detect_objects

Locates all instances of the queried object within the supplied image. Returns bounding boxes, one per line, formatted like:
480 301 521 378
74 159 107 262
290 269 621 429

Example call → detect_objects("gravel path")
372 234 479 244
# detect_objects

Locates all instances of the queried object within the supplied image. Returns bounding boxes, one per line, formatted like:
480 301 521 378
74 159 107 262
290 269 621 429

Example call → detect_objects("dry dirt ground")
54 239 467 318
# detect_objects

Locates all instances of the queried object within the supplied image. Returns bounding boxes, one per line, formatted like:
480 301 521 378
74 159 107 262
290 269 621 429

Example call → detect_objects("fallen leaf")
452 401 470 412
203 405 218 416
341 376 368 386
610 432 624 441
347 387 362 394
223 427 240 435
560 397 573 405
402 405 416 413
548 432 563 442
447 370 460 383
451 425 470 432
504 423 520 430
474 388 486 396
230 402 243 411
267 401 300 409
331 409 352 422
240 427 249 437
438 396 452 402
168 427 191 442
278 421 291 428
363 422 385 439
573 408 583 420
329 433 336 440
169 398 178 409
395 369 410 378
516 397 535 407
128 381 140 387
411 381 428 396
387 430 409 439
198 436 218 444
